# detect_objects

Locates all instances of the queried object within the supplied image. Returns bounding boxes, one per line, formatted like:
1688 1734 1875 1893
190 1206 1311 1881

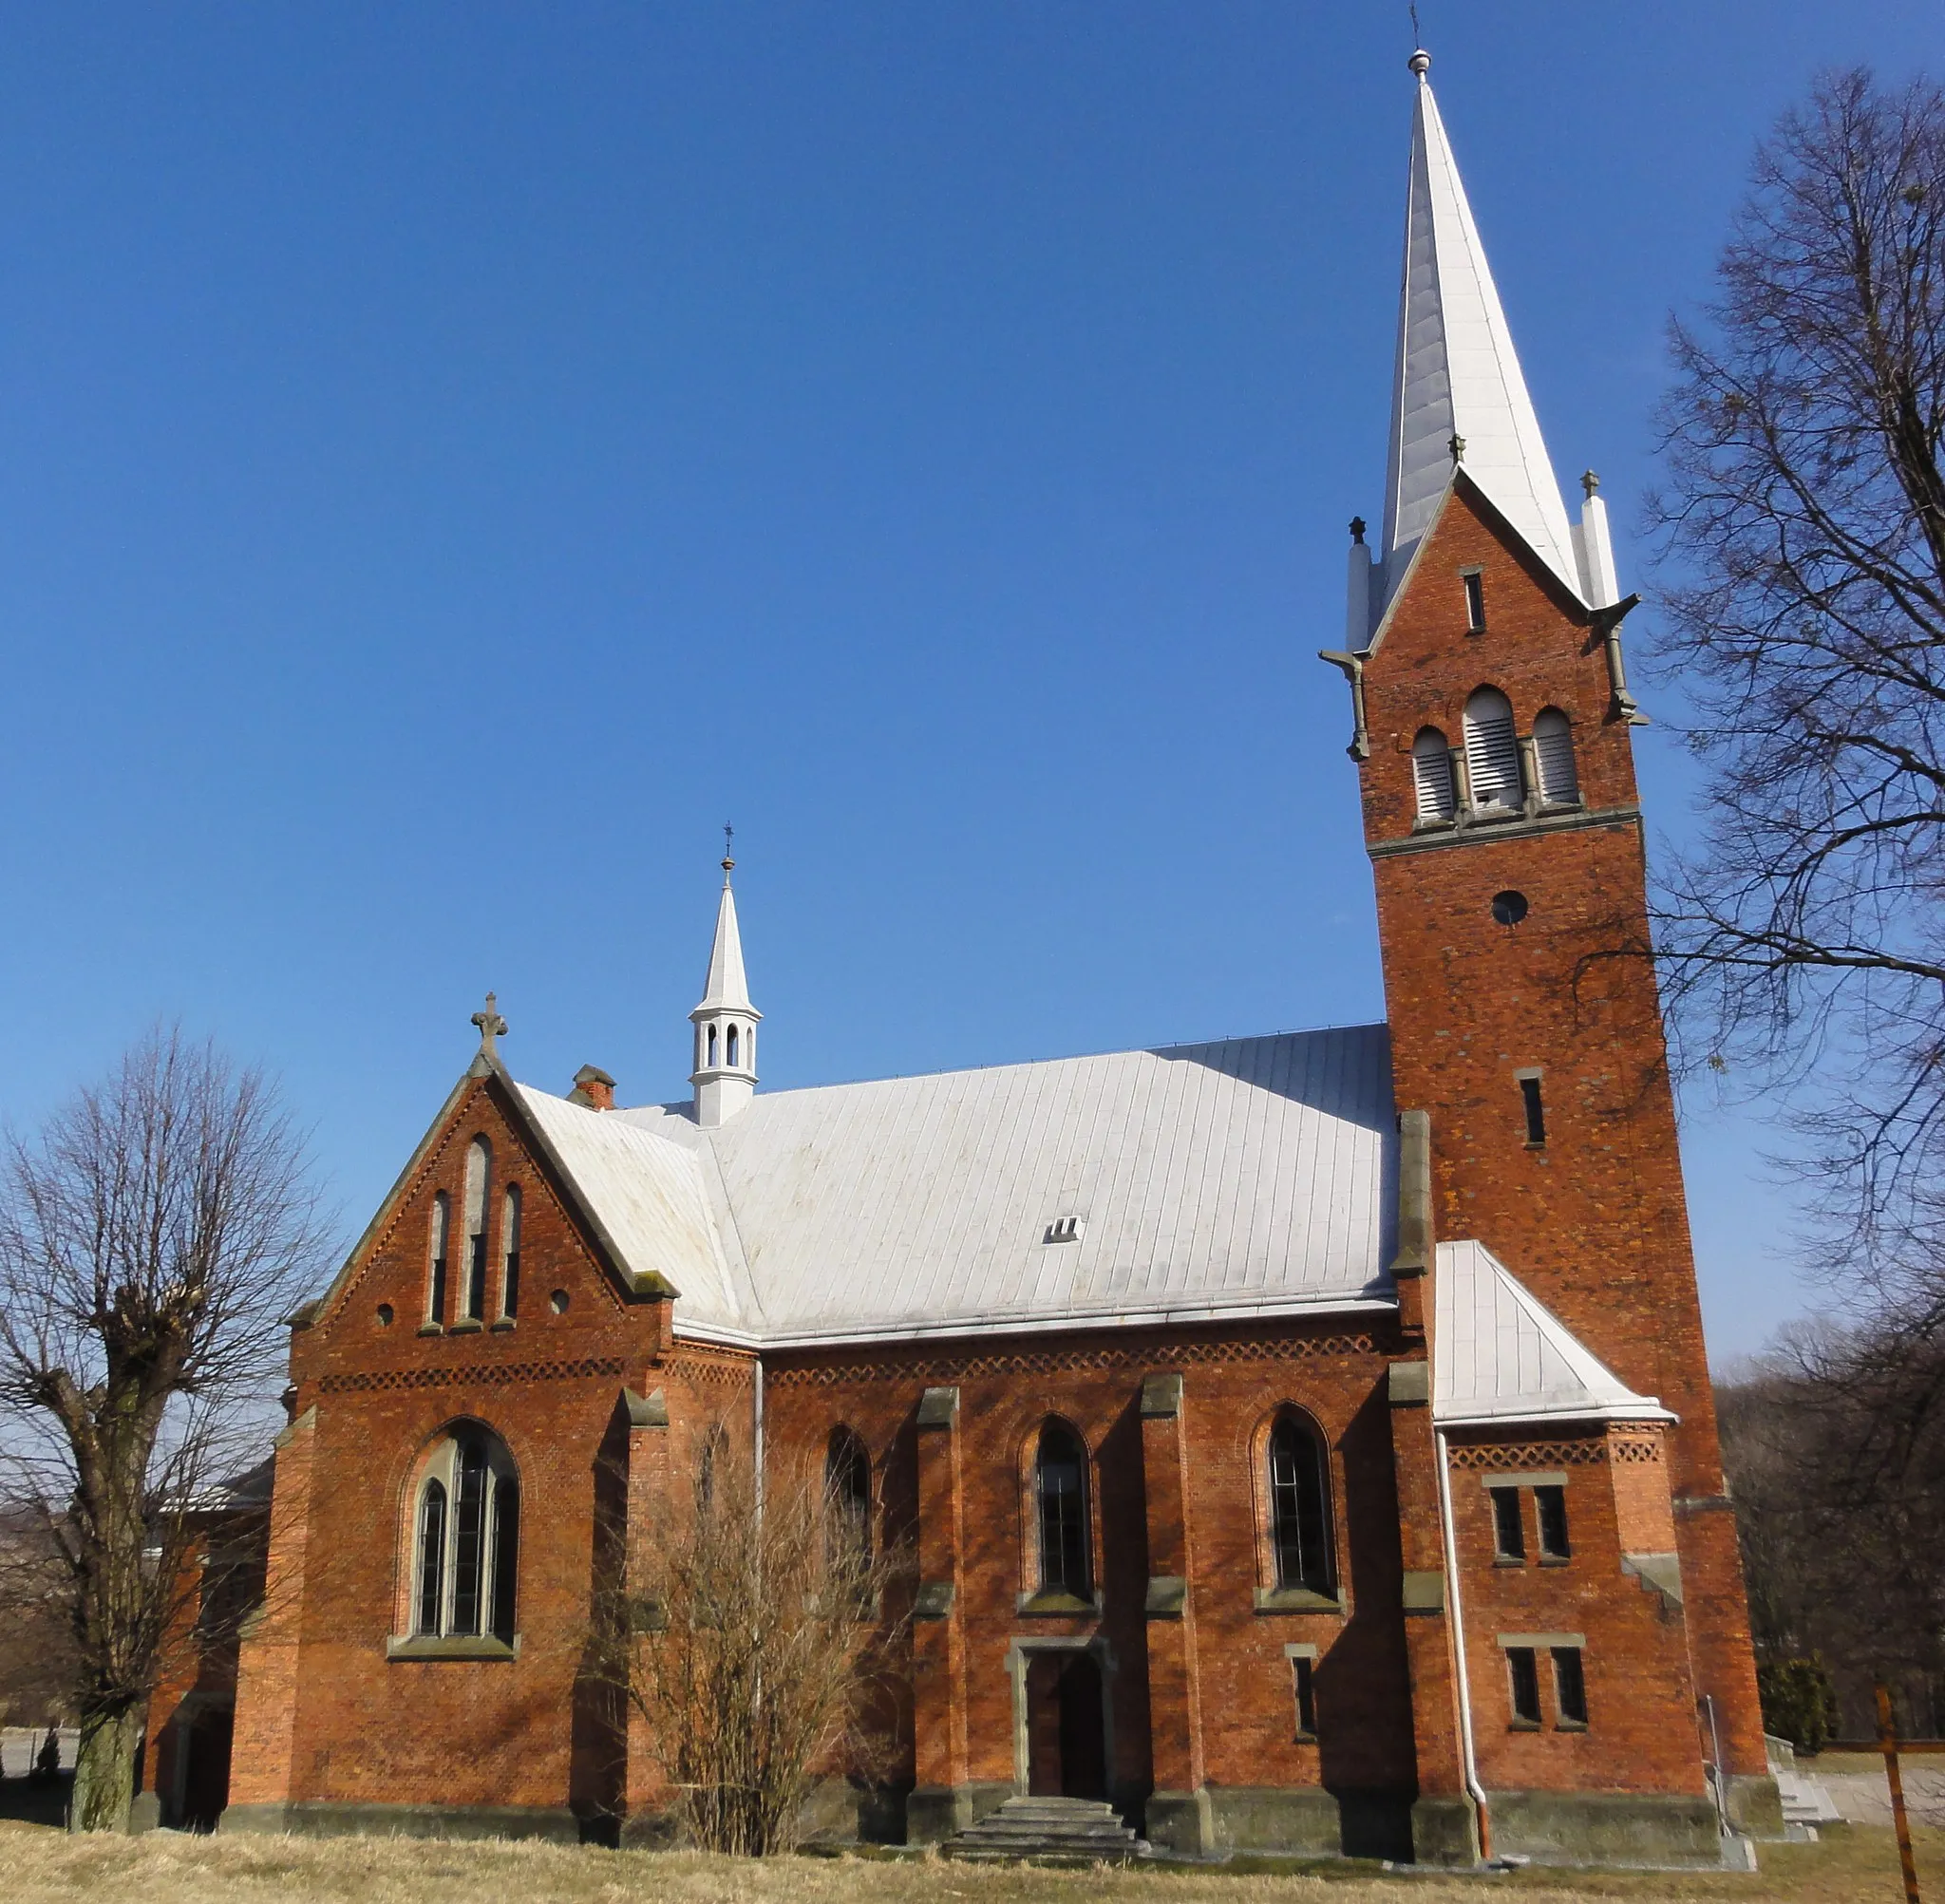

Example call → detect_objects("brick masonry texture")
171 481 1768 1859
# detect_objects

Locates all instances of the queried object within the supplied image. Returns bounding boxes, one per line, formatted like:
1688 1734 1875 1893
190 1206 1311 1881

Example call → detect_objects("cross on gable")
471 991 508 1057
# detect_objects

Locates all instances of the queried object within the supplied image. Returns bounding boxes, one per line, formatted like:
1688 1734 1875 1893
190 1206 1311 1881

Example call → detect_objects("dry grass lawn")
0 1818 1940 1904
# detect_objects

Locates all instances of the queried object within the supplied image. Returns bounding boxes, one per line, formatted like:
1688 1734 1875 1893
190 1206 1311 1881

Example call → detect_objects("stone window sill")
1493 1555 1524 1568
1507 1719 1541 1733
1539 1554 1571 1568
1253 1587 1343 1614
448 1319 483 1335
490 1319 516 1333
416 1323 443 1337
1556 1720 1589 1733
1016 1589 1098 1617
386 1634 519 1662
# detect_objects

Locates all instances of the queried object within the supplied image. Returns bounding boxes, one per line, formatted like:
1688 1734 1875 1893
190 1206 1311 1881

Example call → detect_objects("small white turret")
689 847 760 1127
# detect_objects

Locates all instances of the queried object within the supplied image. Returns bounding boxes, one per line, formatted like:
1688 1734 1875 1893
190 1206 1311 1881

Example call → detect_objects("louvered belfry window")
1411 729 1458 821
1532 707 1579 805
1463 688 1522 811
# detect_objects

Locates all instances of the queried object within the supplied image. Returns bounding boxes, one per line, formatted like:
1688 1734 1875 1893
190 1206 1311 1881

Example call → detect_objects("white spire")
1378 51 1583 611
689 851 760 1127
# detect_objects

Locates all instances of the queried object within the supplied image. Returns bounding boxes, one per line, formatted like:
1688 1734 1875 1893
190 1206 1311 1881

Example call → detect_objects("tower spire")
689 840 760 1126
1376 48 1585 615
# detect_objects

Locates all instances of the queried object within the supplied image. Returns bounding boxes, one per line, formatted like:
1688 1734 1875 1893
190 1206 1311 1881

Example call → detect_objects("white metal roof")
516 1025 1398 1348
1381 65 1581 609
1432 1238 1670 1426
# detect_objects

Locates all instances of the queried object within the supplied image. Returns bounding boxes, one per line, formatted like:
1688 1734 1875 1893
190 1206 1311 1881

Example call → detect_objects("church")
166 52 1779 1865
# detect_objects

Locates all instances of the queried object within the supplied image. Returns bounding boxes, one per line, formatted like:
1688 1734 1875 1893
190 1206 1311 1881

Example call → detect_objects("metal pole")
1877 1680 1922 1904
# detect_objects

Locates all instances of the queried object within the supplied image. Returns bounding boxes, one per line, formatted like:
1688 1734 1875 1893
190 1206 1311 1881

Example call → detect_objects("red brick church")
160 52 1780 1864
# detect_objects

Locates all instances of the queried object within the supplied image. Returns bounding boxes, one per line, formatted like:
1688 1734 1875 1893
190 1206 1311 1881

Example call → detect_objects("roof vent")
1045 1216 1084 1246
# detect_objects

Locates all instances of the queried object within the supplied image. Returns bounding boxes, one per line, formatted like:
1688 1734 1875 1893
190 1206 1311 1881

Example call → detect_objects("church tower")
1337 51 1774 1823
689 851 760 1126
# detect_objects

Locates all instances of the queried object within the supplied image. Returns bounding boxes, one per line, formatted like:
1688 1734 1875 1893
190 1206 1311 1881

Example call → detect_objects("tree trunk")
69 1702 142 1833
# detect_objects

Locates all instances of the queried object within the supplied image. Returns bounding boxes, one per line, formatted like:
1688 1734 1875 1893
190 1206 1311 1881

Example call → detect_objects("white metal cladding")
1432 1239 1670 1425
1463 688 1521 809
1533 708 1578 803
520 1025 1398 1346
1381 71 1582 608
1412 730 1458 820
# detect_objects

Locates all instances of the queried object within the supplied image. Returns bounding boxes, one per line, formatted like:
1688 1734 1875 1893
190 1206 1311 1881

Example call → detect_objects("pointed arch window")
1411 728 1458 821
1463 688 1522 812
462 1138 492 1322
1035 1422 1091 1596
1268 1413 1333 1596
826 1428 873 1574
1532 707 1579 806
426 1192 450 1326
500 1185 522 1319
707 1025 719 1069
727 1024 740 1068
410 1426 519 1642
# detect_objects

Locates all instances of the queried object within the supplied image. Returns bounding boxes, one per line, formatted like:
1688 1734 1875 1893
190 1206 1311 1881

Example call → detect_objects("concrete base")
1488 1791 1722 1868
1204 1785 1347 1857
1408 1795 1481 1866
905 1782 1012 1844
795 1778 908 1845
1727 1772 1786 1840
220 1800 584 1843
1142 1787 1214 1857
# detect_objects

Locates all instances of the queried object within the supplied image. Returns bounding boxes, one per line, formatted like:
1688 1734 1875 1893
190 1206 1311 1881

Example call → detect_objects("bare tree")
607 1437 911 1854
0 1029 328 1830
1647 67 1945 1300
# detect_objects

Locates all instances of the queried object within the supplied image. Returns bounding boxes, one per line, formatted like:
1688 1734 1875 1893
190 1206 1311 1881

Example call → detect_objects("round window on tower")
1491 890 1530 928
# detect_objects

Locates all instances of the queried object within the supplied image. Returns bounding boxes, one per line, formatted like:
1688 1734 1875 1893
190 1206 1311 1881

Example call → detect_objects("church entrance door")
1025 1650 1105 1799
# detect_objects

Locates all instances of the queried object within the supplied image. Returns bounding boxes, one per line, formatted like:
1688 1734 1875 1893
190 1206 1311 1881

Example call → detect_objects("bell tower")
1332 50 1773 1818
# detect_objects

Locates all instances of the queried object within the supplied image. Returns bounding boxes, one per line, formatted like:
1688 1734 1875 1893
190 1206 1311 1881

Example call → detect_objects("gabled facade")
152 50 1776 1867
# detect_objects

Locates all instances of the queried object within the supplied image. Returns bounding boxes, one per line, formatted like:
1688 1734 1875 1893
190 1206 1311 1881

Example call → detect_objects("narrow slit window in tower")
1463 570 1486 632
1520 1075 1546 1146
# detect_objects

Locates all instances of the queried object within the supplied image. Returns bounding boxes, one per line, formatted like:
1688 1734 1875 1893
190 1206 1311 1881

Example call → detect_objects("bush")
1759 1657 1841 1753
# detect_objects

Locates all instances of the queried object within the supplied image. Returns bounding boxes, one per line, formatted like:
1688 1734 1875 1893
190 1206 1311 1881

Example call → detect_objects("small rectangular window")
1292 1655 1317 1741
1507 1647 1541 1725
1491 1485 1526 1562
1463 571 1486 632
1553 1647 1588 1726
1520 1075 1546 1146
1536 1485 1571 1561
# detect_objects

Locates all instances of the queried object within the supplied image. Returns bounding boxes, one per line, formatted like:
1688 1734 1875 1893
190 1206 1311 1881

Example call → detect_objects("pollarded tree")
0 1028 328 1830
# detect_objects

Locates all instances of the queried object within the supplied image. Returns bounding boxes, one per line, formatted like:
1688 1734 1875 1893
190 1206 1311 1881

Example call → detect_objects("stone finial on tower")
689 844 761 1128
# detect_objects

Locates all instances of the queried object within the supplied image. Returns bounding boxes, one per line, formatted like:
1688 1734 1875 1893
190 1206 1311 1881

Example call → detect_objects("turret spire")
1374 49 1593 617
689 841 760 1126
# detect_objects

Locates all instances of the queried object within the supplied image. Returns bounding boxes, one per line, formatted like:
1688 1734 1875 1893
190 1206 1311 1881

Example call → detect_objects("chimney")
568 1065 616 1111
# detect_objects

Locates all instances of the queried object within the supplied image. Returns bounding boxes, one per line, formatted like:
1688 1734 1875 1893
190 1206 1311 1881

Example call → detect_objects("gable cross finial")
722 821 735 877
471 991 508 1058
1448 431 1466 465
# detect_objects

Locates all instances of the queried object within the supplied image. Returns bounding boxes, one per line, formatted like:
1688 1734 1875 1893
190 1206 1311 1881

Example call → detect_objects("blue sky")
1 3 1936 1364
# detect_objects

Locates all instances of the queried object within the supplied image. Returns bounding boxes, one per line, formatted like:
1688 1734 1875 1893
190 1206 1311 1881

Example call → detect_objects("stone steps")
949 1796 1147 1862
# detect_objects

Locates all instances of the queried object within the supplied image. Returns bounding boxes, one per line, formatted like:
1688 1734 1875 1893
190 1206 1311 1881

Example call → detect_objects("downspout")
753 1356 765 1520
1434 1424 1492 1862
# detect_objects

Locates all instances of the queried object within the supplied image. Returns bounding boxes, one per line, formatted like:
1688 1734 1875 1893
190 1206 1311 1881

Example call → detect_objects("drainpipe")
1434 1426 1493 1862
753 1357 765 1521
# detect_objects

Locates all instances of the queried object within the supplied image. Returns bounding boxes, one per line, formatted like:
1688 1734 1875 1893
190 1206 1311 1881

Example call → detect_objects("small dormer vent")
1045 1216 1084 1246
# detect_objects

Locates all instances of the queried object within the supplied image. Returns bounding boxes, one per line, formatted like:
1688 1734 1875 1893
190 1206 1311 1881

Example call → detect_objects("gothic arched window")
707 1025 719 1068
727 1024 740 1067
411 1426 519 1642
500 1184 521 1320
426 1191 450 1326
826 1428 872 1573
1411 727 1458 821
1532 707 1579 806
1463 688 1522 812
1268 1413 1333 1595
1036 1422 1091 1596
462 1138 492 1322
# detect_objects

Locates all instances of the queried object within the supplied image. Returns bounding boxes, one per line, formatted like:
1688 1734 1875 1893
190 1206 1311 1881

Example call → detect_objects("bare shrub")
605 1434 911 1854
